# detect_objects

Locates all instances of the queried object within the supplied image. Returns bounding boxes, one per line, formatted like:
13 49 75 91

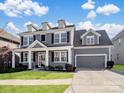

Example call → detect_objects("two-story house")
112 30 124 64
12 20 112 69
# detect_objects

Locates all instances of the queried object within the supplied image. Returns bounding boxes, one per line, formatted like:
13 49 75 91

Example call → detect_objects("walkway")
0 79 72 85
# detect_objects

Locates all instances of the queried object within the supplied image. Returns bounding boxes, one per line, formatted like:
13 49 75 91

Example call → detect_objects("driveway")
65 70 124 93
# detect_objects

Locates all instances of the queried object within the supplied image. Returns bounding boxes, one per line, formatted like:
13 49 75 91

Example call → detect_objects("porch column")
45 50 49 66
28 51 32 69
12 51 15 68
68 48 72 64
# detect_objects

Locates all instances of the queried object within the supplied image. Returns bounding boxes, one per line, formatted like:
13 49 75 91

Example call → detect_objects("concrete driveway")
65 70 124 93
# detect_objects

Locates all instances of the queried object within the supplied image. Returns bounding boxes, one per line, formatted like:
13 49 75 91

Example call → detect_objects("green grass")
112 64 124 71
0 71 73 80
0 85 68 93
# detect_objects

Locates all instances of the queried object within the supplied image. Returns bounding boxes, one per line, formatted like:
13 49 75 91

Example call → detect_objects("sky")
0 0 124 38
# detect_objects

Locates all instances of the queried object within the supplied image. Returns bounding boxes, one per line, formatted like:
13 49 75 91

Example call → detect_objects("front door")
38 52 46 67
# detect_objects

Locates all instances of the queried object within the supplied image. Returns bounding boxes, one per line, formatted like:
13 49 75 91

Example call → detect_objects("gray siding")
112 36 124 64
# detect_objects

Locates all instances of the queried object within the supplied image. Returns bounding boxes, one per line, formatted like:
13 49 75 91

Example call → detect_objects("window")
54 52 60 62
86 36 95 45
41 35 46 41
119 39 121 45
23 36 33 46
29 36 33 44
54 32 67 44
61 32 67 43
54 51 67 63
61 51 67 62
23 37 28 46
54 33 60 44
23 52 28 62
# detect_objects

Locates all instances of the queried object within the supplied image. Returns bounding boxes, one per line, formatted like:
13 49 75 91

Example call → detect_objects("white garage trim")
75 54 107 68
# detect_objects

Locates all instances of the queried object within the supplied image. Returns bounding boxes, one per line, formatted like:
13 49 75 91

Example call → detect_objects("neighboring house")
12 20 112 69
112 30 124 64
0 29 20 48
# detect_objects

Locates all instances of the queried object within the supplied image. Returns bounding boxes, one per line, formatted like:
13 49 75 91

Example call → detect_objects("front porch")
12 47 72 69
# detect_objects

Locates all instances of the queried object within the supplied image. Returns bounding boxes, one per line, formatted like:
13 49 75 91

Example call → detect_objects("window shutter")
52 33 54 43
21 36 23 46
67 32 70 42
33 52 35 62
21 52 23 62
33 35 36 41
67 51 68 63
51 52 54 62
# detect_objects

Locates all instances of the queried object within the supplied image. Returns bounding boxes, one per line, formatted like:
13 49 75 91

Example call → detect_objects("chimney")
58 20 66 28
27 24 37 32
42 22 51 31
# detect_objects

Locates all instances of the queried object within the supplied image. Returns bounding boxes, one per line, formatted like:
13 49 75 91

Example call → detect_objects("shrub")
65 64 73 72
107 61 114 69
48 66 54 71
55 66 63 70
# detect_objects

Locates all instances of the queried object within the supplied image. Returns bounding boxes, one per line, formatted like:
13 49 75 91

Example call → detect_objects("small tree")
0 46 12 72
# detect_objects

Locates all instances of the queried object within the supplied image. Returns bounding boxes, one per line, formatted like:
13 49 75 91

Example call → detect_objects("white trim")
80 29 101 39
54 51 68 63
28 51 32 69
74 45 113 49
54 31 67 44
109 46 112 61
86 35 95 45
28 40 47 48
75 54 107 68
12 51 15 68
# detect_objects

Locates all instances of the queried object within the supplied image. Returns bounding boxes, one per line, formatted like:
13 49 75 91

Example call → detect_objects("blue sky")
0 0 124 38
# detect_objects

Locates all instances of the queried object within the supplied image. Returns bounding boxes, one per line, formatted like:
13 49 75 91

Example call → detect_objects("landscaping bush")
107 61 114 69
65 64 73 72
48 66 55 71
55 66 63 70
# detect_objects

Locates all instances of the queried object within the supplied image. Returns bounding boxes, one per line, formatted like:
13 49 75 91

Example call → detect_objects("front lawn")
0 85 68 93
0 71 73 80
112 64 124 71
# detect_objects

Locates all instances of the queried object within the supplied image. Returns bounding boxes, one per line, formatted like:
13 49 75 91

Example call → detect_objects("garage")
75 54 107 69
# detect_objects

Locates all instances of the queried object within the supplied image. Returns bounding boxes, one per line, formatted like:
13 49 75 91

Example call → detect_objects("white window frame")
23 52 33 63
54 51 67 63
86 36 95 45
54 32 67 44
23 52 28 63
23 36 28 46
23 35 33 46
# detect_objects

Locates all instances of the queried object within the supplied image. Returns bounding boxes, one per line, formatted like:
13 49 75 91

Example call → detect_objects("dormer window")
54 32 67 44
86 36 95 45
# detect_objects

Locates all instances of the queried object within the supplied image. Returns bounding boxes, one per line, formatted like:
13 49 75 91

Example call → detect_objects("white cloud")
6 22 21 36
0 0 49 17
77 21 124 38
77 21 94 30
96 4 120 16
81 0 95 10
87 10 96 19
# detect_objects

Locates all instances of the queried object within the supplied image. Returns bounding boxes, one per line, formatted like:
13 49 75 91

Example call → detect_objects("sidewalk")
0 79 72 85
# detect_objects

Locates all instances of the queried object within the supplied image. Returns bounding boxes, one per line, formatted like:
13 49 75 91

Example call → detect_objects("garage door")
76 55 105 68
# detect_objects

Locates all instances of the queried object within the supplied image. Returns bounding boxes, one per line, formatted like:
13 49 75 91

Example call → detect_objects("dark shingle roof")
0 29 20 44
74 29 112 47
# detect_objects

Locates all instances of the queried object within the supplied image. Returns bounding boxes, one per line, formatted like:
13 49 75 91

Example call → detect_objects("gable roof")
80 29 101 39
28 40 47 48
112 29 124 41
74 29 112 47
0 29 19 44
